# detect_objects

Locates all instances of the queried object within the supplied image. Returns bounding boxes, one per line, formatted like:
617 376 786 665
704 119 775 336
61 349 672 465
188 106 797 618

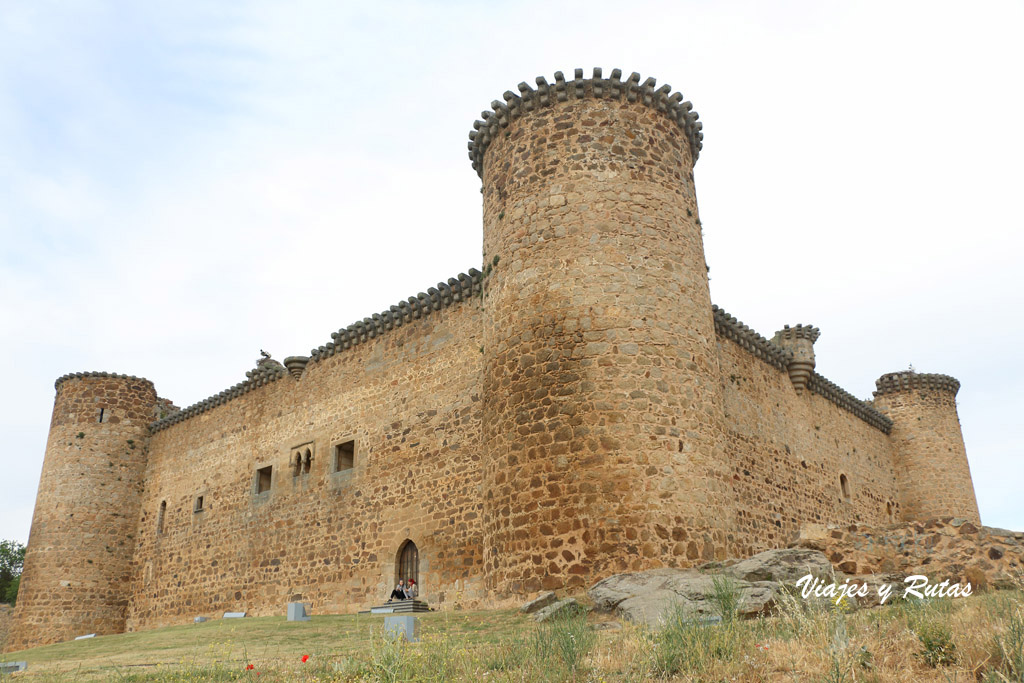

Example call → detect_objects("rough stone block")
520 591 557 614
384 615 419 642
194 616 208 623
287 602 311 621
534 598 585 623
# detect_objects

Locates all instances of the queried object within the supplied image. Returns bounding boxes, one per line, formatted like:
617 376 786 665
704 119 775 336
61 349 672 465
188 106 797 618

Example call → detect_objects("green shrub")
913 620 957 667
532 603 596 677
652 601 740 676
709 574 741 623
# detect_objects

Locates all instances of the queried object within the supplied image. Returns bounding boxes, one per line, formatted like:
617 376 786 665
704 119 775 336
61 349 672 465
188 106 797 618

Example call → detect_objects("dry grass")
0 588 1021 681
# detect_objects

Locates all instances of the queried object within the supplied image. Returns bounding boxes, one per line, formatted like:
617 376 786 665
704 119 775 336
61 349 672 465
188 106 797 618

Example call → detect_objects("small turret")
772 324 820 394
872 371 980 524
8 372 159 649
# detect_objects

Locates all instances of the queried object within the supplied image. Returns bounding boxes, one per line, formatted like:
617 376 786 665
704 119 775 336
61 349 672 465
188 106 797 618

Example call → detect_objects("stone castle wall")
7 67 983 652
124 293 485 633
717 328 899 556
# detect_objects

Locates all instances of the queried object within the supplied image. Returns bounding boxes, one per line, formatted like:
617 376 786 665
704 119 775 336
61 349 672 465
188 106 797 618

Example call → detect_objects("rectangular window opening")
193 495 204 513
256 466 273 493
334 441 355 472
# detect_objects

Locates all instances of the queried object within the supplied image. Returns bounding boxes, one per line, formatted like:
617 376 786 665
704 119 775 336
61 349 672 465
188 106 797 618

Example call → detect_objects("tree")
0 540 25 606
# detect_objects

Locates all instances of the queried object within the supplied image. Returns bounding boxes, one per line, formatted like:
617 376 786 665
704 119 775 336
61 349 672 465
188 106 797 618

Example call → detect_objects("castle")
7 67 980 651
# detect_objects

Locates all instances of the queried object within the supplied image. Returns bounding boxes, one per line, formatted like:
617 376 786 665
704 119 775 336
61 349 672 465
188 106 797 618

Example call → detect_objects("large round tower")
7 372 157 650
872 371 980 524
472 68 734 595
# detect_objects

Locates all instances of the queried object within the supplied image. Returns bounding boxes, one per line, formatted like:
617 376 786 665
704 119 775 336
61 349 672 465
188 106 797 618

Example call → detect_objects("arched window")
303 448 312 474
886 501 894 523
293 452 302 477
157 500 166 534
839 474 851 502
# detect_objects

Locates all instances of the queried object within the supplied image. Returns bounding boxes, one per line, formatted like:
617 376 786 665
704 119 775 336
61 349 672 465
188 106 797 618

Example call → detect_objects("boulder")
588 569 779 629
725 548 832 584
520 591 557 614
534 598 586 623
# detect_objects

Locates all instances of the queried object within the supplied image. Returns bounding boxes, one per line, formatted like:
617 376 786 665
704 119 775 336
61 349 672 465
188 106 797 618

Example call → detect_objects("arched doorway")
396 539 419 587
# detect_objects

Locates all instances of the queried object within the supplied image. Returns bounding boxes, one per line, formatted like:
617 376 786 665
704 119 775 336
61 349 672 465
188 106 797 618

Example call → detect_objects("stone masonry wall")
8 375 158 650
123 300 483 632
718 338 901 557
479 73 736 596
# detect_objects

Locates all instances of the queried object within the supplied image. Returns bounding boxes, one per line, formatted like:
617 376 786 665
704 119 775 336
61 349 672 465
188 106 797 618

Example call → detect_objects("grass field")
2 587 1023 681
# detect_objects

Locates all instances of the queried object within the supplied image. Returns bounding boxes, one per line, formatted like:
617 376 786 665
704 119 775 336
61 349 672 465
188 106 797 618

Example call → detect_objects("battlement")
467 67 703 177
308 269 482 362
874 371 961 397
712 305 892 432
54 371 153 391
807 373 893 433
772 323 821 344
712 305 793 371
148 268 484 434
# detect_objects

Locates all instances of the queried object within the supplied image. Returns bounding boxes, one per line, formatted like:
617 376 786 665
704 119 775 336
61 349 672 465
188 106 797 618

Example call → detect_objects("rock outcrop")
791 519 1024 590
588 549 833 629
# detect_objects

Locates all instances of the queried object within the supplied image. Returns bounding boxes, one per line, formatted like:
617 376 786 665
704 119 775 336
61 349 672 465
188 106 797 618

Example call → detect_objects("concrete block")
0 661 28 674
194 616 208 623
223 612 246 619
74 633 96 640
384 615 419 642
287 602 311 621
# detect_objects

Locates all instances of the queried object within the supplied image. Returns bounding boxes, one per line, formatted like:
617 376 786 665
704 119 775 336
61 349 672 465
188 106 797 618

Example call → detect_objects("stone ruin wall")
124 295 485 633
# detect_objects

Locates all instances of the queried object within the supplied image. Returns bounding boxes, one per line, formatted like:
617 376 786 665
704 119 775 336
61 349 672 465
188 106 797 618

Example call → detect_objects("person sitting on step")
387 579 408 602
406 578 418 600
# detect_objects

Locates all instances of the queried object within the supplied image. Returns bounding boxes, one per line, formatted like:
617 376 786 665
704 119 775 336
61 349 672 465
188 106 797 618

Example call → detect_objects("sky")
1 0 1022 545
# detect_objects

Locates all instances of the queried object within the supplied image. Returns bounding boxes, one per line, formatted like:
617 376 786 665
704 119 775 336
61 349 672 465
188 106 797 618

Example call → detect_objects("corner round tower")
872 371 980 524
472 68 733 595
8 372 157 650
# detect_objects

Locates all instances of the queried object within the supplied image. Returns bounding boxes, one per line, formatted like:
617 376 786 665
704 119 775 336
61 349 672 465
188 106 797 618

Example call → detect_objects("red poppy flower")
246 663 254 670
301 654 310 663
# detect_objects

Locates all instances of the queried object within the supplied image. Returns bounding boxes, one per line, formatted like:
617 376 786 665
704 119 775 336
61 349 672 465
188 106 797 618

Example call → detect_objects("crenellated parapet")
149 359 288 433
467 67 703 177
309 269 483 361
873 371 960 398
712 305 793 371
806 373 893 434
772 324 821 344
714 308 891 432
148 268 484 433
54 370 153 391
